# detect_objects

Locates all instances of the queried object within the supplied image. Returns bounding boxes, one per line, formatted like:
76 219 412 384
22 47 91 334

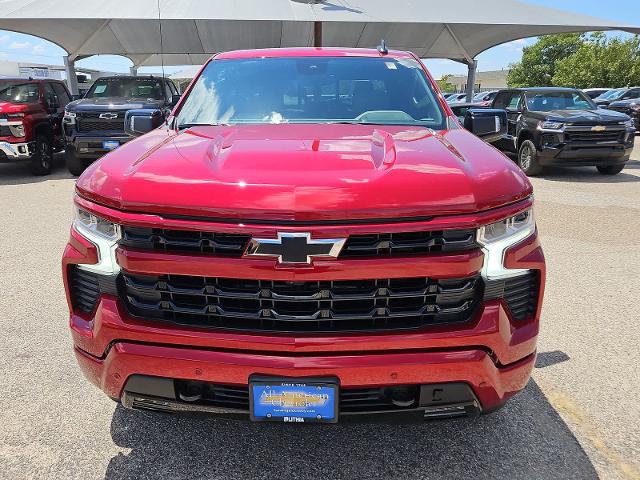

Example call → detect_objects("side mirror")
170 94 181 107
464 108 507 143
124 109 164 136
71 94 83 101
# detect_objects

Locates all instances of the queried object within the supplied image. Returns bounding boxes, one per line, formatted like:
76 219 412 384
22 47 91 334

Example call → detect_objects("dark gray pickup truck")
63 76 179 175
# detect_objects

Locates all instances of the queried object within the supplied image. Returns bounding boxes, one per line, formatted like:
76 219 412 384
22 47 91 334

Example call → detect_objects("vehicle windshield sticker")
385 62 397 70
94 85 107 94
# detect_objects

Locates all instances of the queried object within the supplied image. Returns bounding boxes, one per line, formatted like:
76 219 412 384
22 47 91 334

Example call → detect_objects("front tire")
517 139 543 176
596 164 625 175
66 146 89 176
29 135 54 176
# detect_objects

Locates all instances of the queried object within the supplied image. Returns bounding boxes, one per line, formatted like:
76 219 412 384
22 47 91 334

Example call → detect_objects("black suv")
490 87 635 175
63 76 179 175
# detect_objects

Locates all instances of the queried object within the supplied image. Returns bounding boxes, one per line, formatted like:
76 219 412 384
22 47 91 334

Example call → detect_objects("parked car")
63 47 545 423
472 90 499 106
581 88 610 99
606 98 639 131
446 93 467 104
0 78 70 175
593 87 640 107
490 87 635 175
63 75 180 175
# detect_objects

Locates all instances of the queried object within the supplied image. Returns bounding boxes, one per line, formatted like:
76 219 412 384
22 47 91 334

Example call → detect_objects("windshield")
597 89 624 100
176 57 445 129
0 81 39 104
86 78 165 100
525 91 595 111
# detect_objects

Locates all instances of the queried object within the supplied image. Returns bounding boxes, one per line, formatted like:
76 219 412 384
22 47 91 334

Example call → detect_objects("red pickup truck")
62 48 545 423
0 78 70 175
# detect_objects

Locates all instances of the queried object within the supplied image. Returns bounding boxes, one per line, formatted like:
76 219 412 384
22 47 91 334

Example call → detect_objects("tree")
552 33 640 88
507 33 583 87
437 74 455 92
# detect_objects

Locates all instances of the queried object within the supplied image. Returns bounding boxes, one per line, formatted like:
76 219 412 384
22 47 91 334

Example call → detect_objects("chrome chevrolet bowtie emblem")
99 112 118 119
245 233 346 264
591 125 606 132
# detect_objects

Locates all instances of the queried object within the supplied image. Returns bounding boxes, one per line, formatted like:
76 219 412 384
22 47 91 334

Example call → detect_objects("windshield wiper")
177 122 227 130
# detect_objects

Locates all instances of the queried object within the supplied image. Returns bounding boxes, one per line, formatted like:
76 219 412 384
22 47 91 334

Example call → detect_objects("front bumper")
65 133 132 158
537 129 635 166
0 140 33 162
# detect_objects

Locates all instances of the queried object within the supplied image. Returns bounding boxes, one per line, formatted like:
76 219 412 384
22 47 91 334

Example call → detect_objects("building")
0 60 118 94
444 69 510 93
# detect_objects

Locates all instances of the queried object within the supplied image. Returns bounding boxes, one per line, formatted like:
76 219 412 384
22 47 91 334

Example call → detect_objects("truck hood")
0 101 40 115
76 124 532 222
67 97 164 112
527 108 629 124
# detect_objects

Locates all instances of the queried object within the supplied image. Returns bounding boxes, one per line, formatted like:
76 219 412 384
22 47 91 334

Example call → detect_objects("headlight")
477 208 536 279
624 119 635 128
73 206 121 274
63 110 76 124
629 103 640 111
538 121 564 131
8 123 25 137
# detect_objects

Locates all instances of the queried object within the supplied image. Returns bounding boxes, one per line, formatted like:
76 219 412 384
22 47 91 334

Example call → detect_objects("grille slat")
119 226 478 258
121 272 481 332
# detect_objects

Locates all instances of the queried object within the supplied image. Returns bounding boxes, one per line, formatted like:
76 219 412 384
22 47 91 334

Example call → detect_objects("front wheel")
66 147 89 176
29 135 54 176
517 140 543 176
596 164 625 175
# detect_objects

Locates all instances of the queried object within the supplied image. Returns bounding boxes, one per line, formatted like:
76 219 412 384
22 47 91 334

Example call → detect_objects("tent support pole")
64 56 79 96
129 66 138 76
314 21 322 47
465 59 477 102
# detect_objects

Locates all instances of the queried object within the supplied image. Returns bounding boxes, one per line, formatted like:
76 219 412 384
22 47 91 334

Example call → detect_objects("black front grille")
121 272 481 332
77 118 125 132
0 125 11 137
564 130 624 143
69 266 100 313
340 229 477 257
119 226 478 258
120 226 251 257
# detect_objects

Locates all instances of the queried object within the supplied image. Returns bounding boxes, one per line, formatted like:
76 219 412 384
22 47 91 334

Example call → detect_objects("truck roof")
215 47 416 60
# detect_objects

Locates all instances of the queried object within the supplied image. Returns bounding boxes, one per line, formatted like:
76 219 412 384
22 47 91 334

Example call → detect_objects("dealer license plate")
102 140 120 150
250 378 338 423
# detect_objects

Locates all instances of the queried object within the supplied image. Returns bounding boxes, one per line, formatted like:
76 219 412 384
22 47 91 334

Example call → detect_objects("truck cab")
0 78 70 175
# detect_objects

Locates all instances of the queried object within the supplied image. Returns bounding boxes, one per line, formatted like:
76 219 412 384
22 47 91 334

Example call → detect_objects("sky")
0 0 638 78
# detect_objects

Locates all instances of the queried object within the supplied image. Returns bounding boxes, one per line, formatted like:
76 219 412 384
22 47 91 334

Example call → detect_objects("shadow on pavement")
537 163 640 183
535 350 570 369
105 381 597 480
0 153 73 186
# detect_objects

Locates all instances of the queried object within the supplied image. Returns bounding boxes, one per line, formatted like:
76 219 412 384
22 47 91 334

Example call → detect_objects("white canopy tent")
0 0 638 98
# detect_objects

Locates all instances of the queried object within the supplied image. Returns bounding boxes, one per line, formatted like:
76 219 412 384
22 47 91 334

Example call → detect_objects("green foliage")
437 74 455 93
507 34 583 87
507 32 640 88
552 33 640 88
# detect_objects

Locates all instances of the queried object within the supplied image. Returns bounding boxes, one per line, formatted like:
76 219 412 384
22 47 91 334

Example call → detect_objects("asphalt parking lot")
0 148 638 480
